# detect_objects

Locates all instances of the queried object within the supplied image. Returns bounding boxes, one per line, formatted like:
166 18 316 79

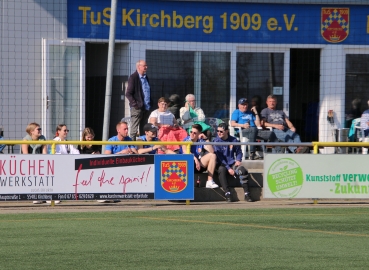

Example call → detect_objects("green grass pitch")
1 208 369 270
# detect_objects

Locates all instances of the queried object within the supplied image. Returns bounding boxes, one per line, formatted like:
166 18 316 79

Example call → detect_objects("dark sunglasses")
36 128 42 131
62 129 69 132
217 130 224 133
190 131 198 135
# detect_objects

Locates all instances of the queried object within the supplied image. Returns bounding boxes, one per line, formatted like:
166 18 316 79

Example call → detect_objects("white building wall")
1 0 368 145
0 0 67 141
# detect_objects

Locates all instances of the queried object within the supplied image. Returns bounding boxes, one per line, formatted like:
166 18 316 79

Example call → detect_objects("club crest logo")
321 8 349 43
161 161 187 193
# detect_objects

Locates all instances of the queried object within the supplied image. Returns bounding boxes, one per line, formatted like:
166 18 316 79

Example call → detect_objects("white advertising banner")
264 154 369 199
0 155 155 201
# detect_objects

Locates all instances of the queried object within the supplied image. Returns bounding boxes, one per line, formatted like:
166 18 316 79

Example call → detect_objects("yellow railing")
4 140 369 155
311 141 369 154
1 140 193 154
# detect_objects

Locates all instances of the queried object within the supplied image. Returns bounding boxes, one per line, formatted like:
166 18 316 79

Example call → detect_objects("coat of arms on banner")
321 8 349 43
161 161 187 193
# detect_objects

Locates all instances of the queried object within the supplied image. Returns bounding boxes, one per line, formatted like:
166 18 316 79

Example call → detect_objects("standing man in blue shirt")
104 121 138 154
126 60 152 141
230 98 260 160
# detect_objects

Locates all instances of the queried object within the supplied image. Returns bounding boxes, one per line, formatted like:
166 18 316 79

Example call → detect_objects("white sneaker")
33 201 43 204
46 200 61 204
97 200 109 203
206 180 219 189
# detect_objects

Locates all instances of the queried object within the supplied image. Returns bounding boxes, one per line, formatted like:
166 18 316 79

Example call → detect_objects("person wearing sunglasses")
53 124 80 155
21 123 48 204
181 124 218 189
137 123 176 154
21 122 47 154
213 123 253 202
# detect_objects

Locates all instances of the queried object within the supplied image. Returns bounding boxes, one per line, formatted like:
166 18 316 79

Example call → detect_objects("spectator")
213 102 229 120
251 95 263 115
213 123 253 202
78 127 100 154
250 95 275 154
105 121 138 154
181 124 218 189
21 122 47 204
21 122 47 154
180 93 211 139
53 124 80 155
261 95 308 153
230 98 260 160
149 97 187 153
168 94 181 120
360 100 369 137
137 123 176 154
0 127 5 153
0 136 4 153
346 98 362 128
125 60 152 140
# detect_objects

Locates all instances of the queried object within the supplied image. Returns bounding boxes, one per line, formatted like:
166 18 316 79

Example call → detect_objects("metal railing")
0 140 193 154
3 140 369 154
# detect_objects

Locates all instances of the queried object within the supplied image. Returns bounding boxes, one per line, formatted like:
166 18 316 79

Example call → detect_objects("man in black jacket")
125 60 152 140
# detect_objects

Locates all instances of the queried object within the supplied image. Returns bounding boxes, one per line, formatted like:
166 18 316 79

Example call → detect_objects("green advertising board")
264 154 369 198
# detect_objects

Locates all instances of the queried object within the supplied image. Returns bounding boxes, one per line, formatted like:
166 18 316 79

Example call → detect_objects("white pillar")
319 45 346 142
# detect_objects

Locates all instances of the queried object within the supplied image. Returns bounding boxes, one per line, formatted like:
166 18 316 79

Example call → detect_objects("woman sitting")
149 97 188 152
21 122 47 204
21 122 47 154
78 127 101 154
53 124 80 155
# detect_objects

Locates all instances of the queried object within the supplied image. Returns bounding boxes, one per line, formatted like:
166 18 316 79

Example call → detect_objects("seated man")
230 98 261 160
137 123 176 154
360 100 369 137
213 123 253 202
0 135 5 154
261 95 307 153
181 124 219 189
105 121 138 154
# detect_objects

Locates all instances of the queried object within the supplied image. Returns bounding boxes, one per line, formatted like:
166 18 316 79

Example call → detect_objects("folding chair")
229 120 272 160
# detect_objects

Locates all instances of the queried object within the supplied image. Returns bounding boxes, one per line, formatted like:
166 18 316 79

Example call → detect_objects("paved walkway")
1 199 369 214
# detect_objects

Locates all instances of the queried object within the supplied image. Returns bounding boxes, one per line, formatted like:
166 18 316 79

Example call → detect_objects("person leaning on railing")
104 121 138 154
21 122 47 154
136 123 176 154
53 124 80 155
78 127 101 154
21 122 47 204
0 134 5 154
